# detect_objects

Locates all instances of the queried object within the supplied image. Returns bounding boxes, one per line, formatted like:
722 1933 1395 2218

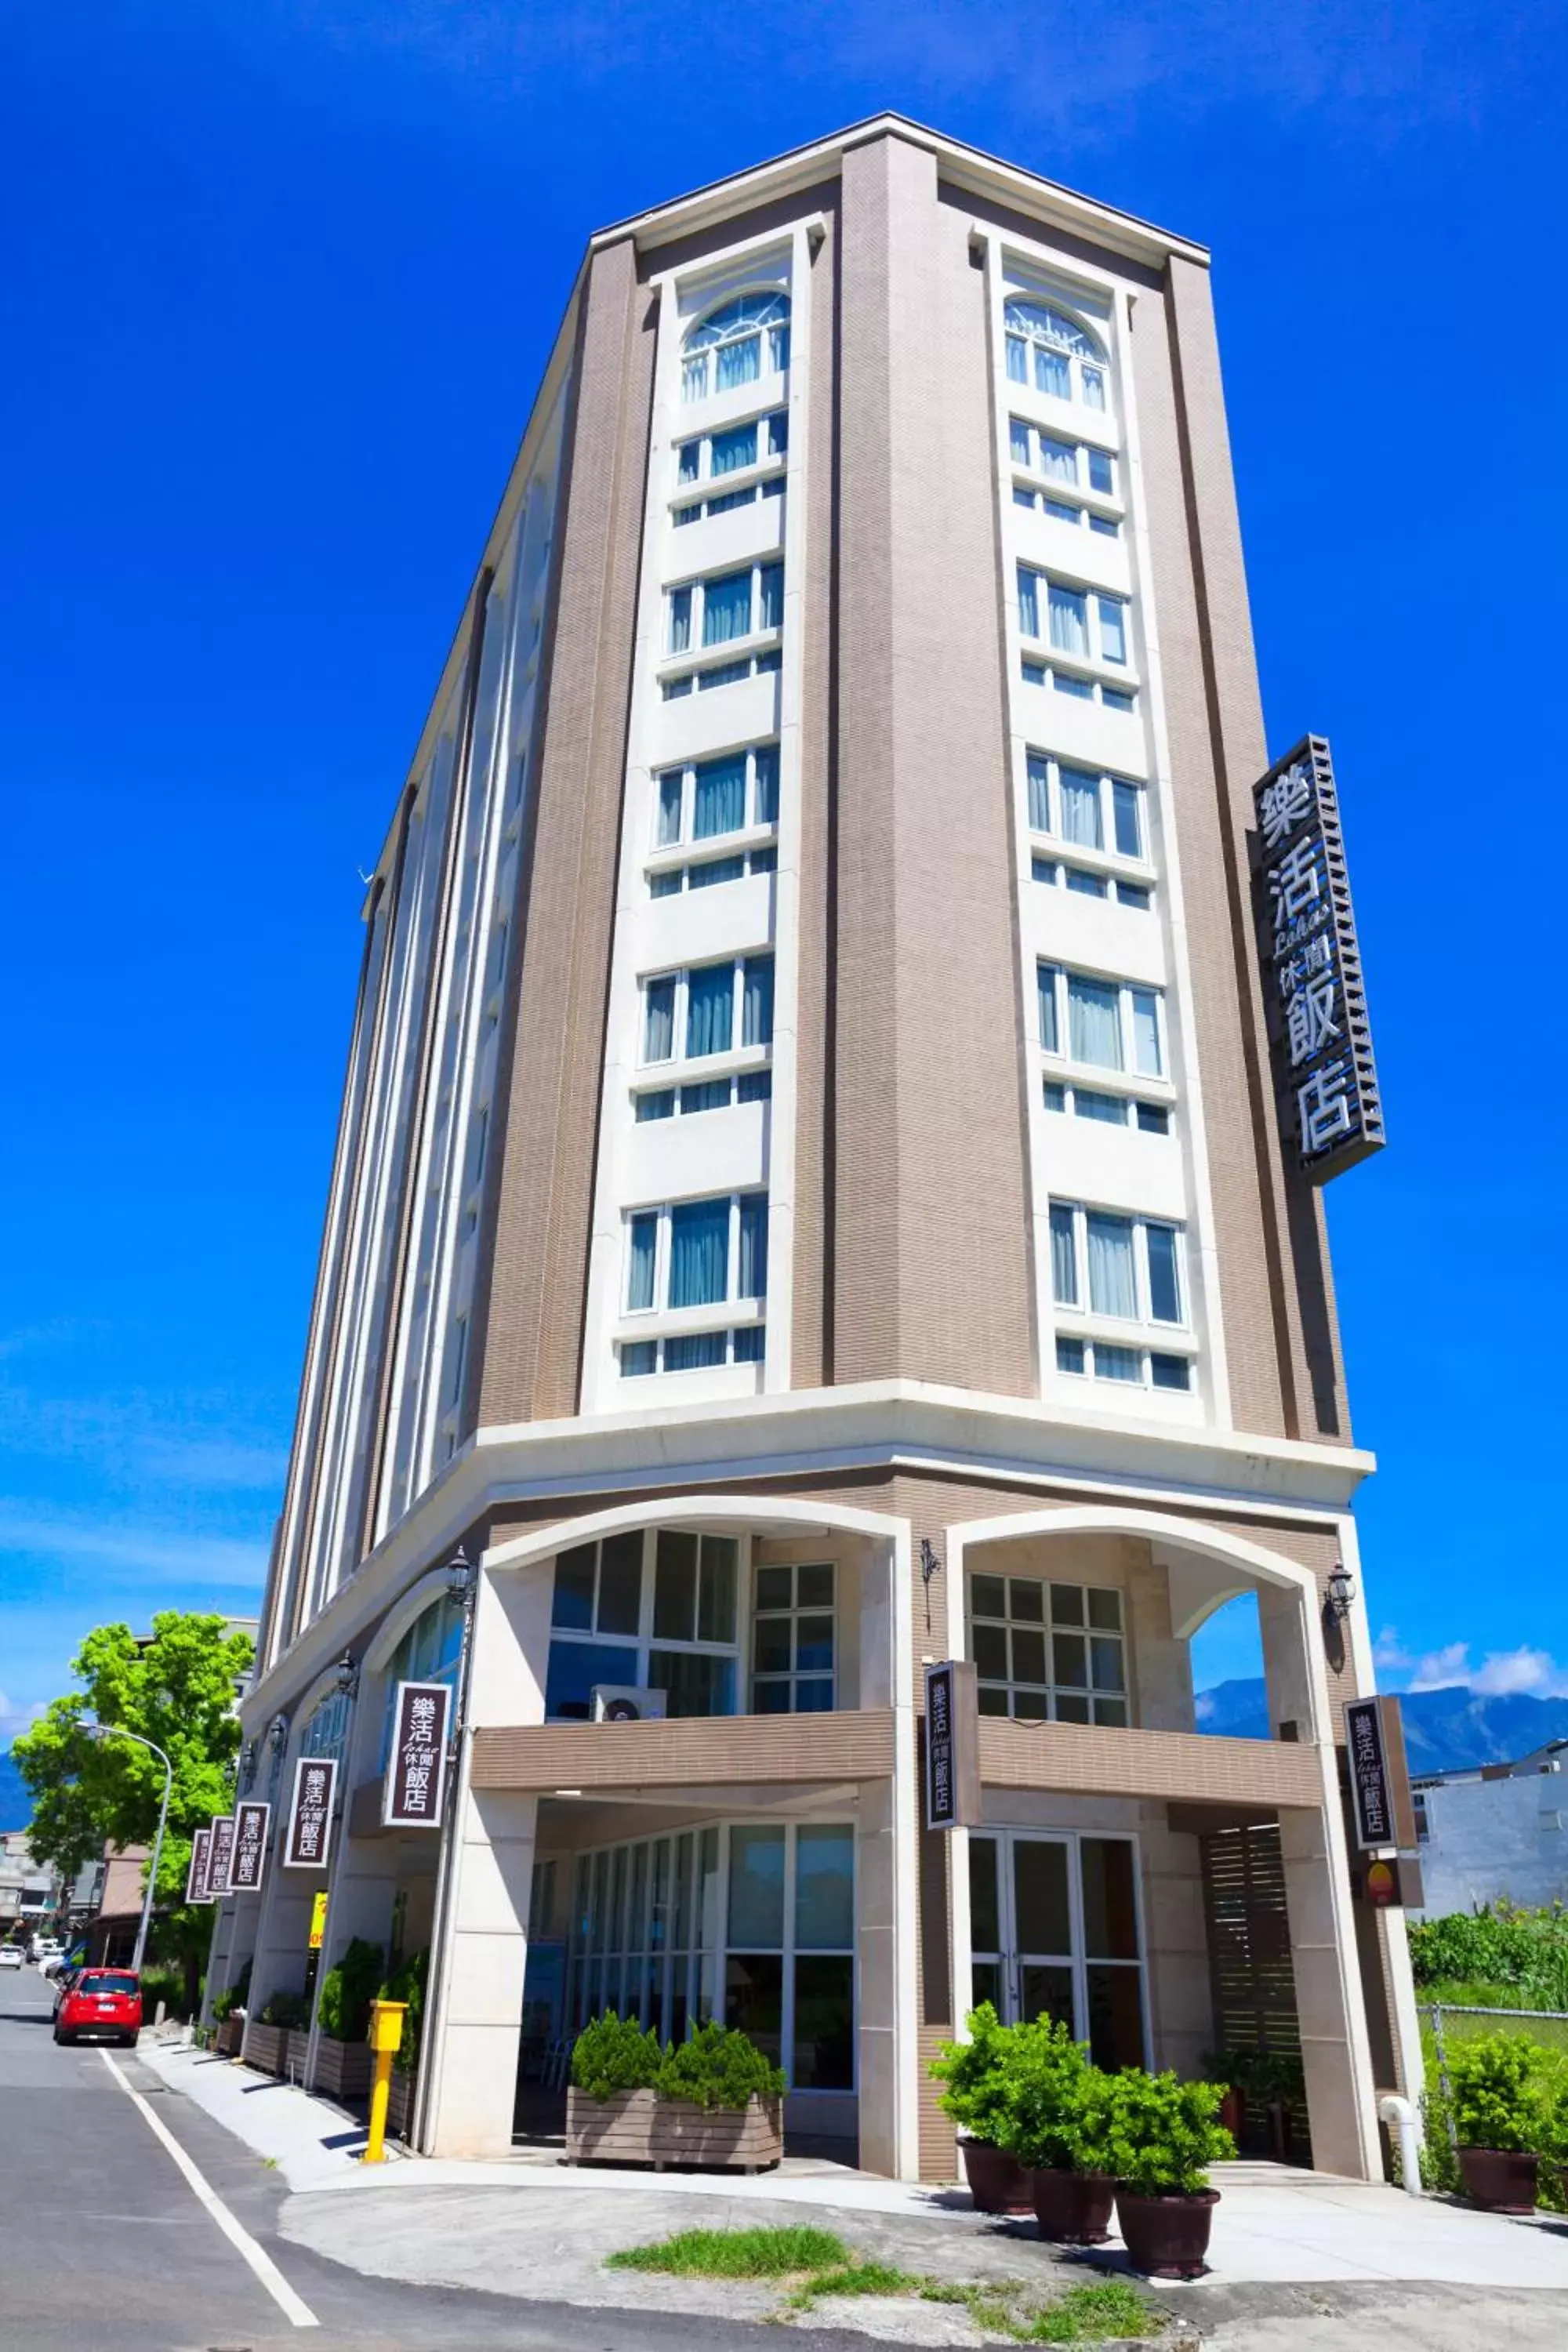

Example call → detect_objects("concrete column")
1260 1580 1381 2178
423 1786 539 2156
855 1779 898 2178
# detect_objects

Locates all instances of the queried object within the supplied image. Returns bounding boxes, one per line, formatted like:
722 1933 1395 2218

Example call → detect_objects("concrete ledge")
979 1720 1323 1809
471 1707 895 1791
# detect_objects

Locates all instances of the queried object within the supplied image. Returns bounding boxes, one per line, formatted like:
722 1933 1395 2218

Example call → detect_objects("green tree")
14 1612 253 2006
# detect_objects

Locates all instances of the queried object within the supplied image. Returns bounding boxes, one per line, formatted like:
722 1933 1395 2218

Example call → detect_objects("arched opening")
681 288 792 402
1004 293 1108 409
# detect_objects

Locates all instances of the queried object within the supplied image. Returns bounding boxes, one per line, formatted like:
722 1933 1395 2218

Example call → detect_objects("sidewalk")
136 2031 1568 2305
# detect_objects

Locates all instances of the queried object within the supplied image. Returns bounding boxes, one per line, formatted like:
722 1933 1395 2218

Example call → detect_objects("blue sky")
2 0 1564 1736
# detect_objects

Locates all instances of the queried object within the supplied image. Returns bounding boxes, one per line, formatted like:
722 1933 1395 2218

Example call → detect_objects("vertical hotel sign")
924 1661 981 1831
383 1682 452 1831
1251 736 1385 1181
207 1813 238 1896
230 1800 271 1894
185 1825 214 1904
283 1756 338 1872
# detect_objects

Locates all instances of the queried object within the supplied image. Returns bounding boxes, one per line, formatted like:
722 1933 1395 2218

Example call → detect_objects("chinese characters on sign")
185 1824 214 1904
207 1814 238 1898
924 1661 980 1832
382 1682 452 1831
1345 1694 1418 1853
230 1801 271 1894
1250 736 1385 1182
283 1756 339 1871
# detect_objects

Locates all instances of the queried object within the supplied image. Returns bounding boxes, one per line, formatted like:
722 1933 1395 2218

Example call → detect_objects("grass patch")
1023 2278 1163 2342
784 2259 921 2310
606 2224 849 2279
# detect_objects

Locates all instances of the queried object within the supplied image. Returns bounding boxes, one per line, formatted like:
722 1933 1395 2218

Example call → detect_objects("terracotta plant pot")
1457 2147 1538 2214
1218 2086 1246 2143
1029 2167 1116 2245
1114 2187 1220 2279
960 2139 1033 2213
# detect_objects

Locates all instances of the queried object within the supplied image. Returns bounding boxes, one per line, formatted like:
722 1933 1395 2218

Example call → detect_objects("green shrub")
259 1991 310 2030
1066 2067 1120 2177
1448 2031 1548 2154
931 2003 1023 2147
1203 2046 1305 2104
1410 1903 1568 2009
571 2009 663 2100
136 1962 190 2020
656 2019 786 2111
376 1947 427 2074
1102 2070 1233 2197
318 1938 383 2042
992 2016 1089 2172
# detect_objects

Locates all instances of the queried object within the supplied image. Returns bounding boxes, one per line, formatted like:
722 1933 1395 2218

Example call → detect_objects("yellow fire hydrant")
362 1998 407 2165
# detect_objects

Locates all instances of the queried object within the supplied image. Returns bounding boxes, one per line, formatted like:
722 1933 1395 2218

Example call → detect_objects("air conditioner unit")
591 1685 668 1725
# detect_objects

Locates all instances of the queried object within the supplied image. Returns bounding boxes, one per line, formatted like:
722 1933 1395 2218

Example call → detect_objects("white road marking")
99 2048 319 2328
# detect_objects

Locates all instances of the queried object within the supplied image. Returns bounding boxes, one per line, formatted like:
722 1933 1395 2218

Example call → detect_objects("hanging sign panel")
924 1660 982 1831
230 1800 272 1894
1250 735 1385 1183
185 1825 214 1904
382 1681 452 1831
1345 1694 1418 1853
282 1756 338 1872
207 1813 238 1898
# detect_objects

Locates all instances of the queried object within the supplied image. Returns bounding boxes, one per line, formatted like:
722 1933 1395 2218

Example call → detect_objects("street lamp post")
84 1723 173 1974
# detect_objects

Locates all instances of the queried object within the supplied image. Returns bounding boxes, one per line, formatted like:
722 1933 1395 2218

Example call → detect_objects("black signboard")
924 1660 980 1831
283 1755 338 1872
185 1824 214 1904
230 1800 271 1894
208 1814 238 1898
1250 735 1385 1184
1345 1697 1394 1849
382 1682 452 1831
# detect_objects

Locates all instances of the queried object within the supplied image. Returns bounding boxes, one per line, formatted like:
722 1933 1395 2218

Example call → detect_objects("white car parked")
0 1944 23 1970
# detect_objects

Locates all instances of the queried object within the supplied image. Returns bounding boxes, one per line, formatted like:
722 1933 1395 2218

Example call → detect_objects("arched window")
379 1593 465 1762
1004 297 1107 411
683 291 791 403
299 1687 352 1767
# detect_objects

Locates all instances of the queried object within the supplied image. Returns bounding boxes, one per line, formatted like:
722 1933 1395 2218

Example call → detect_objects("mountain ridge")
1197 1679 1568 1775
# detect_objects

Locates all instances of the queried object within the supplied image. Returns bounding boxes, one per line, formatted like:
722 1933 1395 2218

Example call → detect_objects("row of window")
1033 857 1150 909
1014 485 1120 535
1027 754 1143 858
1049 1200 1183 1325
622 1325 766 1377
655 745 778 850
668 561 783 655
1010 418 1115 496
649 844 776 892
643 956 774 1066
1044 1080 1169 1133
1004 297 1108 410
1038 963 1164 1076
1018 565 1129 670
1021 659 1134 711
662 648 780 700
677 408 788 490
676 478 785 526
626 1192 768 1315
636 1071 772 1121
971 1574 1127 1725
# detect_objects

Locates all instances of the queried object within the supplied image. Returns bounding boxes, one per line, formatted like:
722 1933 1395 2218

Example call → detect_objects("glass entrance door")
967 1830 1147 2070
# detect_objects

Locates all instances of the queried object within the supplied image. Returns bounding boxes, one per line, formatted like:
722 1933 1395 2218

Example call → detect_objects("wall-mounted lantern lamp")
332 1650 360 1700
445 1544 477 1606
1327 1563 1356 1621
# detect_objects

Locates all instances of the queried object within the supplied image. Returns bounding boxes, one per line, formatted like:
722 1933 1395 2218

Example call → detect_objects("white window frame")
637 955 775 1069
650 742 780 858
1025 753 1147 868
750 1561 837 1715
545 1528 746 1719
673 407 789 520
619 1192 770 1375
966 1573 1129 1726
1017 564 1131 677
1037 962 1167 1083
1002 295 1111 413
680 291 793 406
1046 1197 1196 1394
1008 417 1121 531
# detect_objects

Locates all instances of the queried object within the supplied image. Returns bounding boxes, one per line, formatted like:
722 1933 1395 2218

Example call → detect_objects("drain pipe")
1379 2093 1423 2194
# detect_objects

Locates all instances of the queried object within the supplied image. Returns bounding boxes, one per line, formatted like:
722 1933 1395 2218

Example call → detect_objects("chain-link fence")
1420 2000 1568 2204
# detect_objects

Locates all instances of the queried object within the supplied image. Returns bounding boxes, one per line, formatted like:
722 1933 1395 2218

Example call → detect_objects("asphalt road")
0 1963 862 2351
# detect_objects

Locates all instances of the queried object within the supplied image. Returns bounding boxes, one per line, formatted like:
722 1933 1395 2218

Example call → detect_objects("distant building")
0 1831 58 1937
1411 1741 1568 1918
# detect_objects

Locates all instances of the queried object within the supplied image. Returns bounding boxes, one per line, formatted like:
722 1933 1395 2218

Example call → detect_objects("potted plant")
991 2016 1105 2243
1205 2046 1306 2161
379 1950 426 2139
1450 2033 1546 2212
313 1938 383 2099
211 1960 251 2058
565 2015 786 2171
1104 2069 1235 2278
244 1990 310 2075
931 2003 1033 2213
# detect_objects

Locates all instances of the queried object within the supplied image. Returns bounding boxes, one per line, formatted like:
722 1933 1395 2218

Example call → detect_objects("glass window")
709 423 756 476
1146 1224 1181 1323
685 964 734 1059
753 744 780 825
752 1563 835 1713
1131 989 1162 1076
667 585 691 654
1087 1214 1138 1319
1010 416 1030 463
967 1577 1127 1722
702 570 752 646
693 754 746 839
627 1213 657 1312
1017 567 1039 637
656 772 683 846
768 410 789 457
1049 1204 1078 1305
669 1200 729 1309
796 1824 853 1947
1087 448 1114 495
545 1640 639 1721
1069 975 1123 1069
1048 582 1089 659
1098 597 1127 666
742 956 774 1047
738 1196 768 1299
759 564 784 630
1066 869 1107 898
1112 781 1142 859
1058 767 1102 847
1040 434 1077 482
677 440 699 484
1150 1352 1190 1390
1037 963 1061 1053
644 975 676 1063
1135 1102 1170 1134
728 1825 786 1947
1026 752 1051 833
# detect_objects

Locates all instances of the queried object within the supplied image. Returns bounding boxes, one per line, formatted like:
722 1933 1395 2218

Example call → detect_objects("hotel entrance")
967 1830 1149 2070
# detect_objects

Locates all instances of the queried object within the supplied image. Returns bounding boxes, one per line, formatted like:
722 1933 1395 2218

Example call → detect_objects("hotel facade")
217 115 1421 2180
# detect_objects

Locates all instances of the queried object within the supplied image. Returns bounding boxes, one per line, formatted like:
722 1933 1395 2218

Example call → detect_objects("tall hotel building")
225 116 1421 2179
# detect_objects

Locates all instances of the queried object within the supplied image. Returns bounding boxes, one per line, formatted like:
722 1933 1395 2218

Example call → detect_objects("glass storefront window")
967 1575 1128 1726
544 1530 742 1720
966 1829 1145 2071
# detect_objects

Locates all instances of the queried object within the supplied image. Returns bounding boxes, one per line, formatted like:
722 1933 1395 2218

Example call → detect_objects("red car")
53 1967 142 2047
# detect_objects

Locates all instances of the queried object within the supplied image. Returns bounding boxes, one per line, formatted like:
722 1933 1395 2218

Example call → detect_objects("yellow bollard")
362 1998 407 2165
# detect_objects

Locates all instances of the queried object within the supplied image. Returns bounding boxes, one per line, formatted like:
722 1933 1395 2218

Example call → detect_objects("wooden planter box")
213 2016 242 2058
386 2069 417 2140
566 2087 783 2172
313 2036 373 2100
242 2021 287 2074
